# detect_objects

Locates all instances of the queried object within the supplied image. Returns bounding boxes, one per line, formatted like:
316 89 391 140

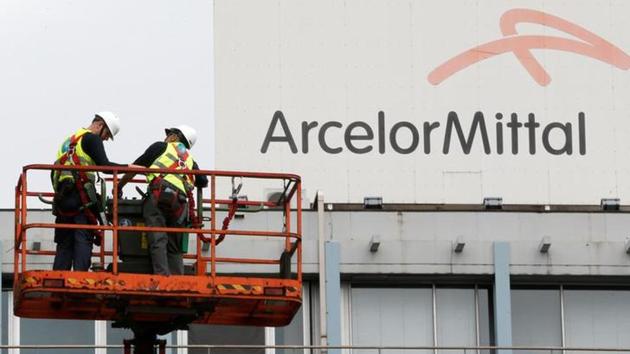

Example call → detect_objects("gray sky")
0 0 215 207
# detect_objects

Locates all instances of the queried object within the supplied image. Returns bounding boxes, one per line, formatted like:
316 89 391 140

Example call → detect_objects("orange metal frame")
14 164 302 327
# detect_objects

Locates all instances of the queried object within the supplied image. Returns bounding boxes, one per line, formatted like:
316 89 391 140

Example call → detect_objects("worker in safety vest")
52 112 136 271
118 125 208 275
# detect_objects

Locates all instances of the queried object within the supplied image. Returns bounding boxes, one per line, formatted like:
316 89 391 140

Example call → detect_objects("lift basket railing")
14 164 302 283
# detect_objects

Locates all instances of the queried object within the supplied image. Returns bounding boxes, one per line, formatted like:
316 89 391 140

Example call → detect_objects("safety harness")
53 130 102 241
148 143 196 224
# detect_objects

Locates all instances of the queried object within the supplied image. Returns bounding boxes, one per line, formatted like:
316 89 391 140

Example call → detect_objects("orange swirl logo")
428 9 630 86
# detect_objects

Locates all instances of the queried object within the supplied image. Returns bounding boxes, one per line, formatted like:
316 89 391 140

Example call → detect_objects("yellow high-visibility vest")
52 128 96 191
147 142 195 194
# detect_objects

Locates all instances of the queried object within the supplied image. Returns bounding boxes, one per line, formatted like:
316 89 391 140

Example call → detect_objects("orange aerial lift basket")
13 164 302 336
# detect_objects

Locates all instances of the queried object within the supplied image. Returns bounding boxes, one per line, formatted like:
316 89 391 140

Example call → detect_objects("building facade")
3 202 630 353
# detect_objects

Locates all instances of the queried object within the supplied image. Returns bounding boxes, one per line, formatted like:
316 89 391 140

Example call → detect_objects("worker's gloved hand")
92 232 102 247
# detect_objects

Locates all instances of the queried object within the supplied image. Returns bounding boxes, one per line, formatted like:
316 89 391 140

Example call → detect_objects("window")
436 288 477 353
275 299 305 354
564 289 630 349
351 287 434 354
188 324 265 354
477 288 491 348
349 285 491 354
511 289 562 354
20 318 95 354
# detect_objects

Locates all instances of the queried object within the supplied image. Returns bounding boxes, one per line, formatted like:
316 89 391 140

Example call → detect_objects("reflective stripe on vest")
147 142 195 193
52 128 96 190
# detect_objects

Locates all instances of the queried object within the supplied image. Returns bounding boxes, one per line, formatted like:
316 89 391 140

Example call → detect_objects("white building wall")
4 208 630 276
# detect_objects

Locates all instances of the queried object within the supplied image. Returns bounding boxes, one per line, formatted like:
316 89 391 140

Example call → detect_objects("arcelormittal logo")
261 9 630 156
428 8 630 86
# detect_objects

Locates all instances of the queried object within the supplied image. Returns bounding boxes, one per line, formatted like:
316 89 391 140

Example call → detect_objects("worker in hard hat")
52 112 137 271
118 125 208 275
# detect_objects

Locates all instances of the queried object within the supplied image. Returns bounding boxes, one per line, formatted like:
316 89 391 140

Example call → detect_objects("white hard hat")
95 111 120 140
165 124 197 149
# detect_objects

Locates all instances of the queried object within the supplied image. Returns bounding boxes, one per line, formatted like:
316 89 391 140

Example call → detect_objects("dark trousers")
52 182 97 271
53 201 94 271
143 189 186 275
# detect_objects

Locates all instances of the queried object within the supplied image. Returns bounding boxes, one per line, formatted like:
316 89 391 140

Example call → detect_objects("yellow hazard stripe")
217 284 264 295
